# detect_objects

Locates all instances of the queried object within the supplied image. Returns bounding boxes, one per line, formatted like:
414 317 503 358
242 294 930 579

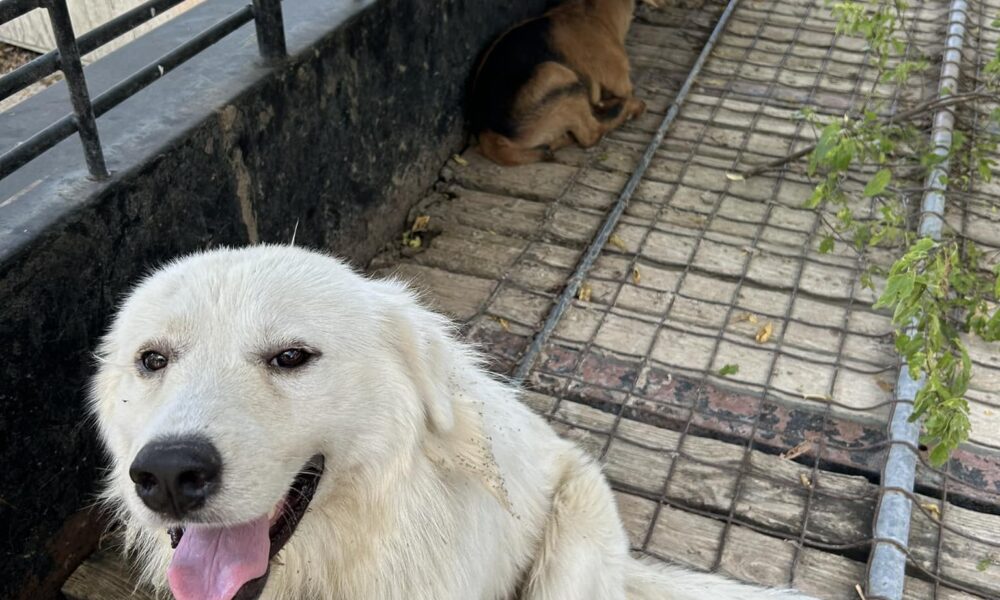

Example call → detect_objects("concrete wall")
0 0 547 596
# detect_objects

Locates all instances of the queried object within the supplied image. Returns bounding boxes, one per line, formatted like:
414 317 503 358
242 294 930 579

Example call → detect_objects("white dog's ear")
390 304 456 434
384 293 513 511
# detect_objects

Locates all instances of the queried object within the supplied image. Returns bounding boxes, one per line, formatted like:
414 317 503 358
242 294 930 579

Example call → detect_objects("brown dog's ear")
389 302 457 435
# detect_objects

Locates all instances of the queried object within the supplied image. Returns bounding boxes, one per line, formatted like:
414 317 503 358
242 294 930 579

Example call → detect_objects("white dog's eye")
140 351 168 372
270 348 312 369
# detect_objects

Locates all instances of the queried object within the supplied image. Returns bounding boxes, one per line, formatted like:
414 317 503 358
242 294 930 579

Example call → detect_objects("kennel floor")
65 0 1000 598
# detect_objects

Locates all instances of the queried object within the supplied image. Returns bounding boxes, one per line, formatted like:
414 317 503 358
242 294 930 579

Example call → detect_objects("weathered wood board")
63 547 155 600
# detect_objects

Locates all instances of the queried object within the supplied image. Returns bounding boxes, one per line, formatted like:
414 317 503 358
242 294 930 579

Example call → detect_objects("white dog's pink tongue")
167 516 270 600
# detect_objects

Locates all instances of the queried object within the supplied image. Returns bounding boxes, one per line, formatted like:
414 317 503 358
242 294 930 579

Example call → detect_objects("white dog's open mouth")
165 454 325 600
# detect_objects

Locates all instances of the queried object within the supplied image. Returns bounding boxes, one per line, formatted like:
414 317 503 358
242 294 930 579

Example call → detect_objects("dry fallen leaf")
411 215 431 233
875 379 894 392
921 502 941 521
755 321 774 344
494 317 511 333
985 409 995 417
855 583 867 600
735 312 759 324
578 283 593 302
401 231 422 249
781 440 813 461
725 171 746 181
452 154 468 166
741 246 759 256
799 473 813 489
632 266 641 285
608 234 627 252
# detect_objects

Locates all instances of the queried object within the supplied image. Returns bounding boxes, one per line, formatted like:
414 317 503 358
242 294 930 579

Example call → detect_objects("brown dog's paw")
626 98 647 120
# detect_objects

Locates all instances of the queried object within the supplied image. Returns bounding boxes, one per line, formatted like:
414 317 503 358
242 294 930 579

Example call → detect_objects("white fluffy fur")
90 245 817 600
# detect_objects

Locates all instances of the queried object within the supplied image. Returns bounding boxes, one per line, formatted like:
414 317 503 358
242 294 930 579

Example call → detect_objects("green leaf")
875 273 915 308
913 237 936 254
718 364 740 377
929 443 951 466
864 168 892 197
810 123 841 175
804 183 825 209
818 235 835 254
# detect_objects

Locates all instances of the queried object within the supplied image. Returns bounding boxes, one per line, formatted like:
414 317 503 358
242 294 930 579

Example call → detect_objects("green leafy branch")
736 0 1000 463
876 239 1000 464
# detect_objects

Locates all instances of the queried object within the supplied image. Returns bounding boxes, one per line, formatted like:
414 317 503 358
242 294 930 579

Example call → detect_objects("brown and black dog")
469 0 654 166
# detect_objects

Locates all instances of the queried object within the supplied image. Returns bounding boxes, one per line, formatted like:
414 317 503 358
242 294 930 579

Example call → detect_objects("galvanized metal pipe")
512 0 741 383
867 0 968 597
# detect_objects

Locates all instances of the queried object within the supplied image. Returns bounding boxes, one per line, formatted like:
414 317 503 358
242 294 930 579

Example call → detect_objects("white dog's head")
90 245 465 600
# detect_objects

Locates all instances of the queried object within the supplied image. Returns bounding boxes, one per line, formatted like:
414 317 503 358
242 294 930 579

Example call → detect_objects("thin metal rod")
251 0 286 60
866 1 968 597
511 0 741 383
0 0 189 101
0 5 253 180
44 0 108 179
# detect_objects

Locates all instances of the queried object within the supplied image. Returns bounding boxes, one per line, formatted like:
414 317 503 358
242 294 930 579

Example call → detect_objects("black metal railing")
0 0 286 181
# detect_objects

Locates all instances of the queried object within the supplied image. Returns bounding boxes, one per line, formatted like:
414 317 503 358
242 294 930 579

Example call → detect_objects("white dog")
90 245 816 600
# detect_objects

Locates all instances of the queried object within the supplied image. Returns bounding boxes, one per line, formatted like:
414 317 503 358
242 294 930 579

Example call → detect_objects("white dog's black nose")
129 438 222 518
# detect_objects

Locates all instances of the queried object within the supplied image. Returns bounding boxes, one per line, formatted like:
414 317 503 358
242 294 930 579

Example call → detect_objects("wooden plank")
400 179 896 416
424 187 549 239
371 263 495 322
442 151 575 201
615 491 979 600
63 547 155 600
521 395 1000 599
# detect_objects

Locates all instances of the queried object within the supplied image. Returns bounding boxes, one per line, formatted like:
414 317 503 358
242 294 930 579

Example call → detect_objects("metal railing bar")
0 5 253 180
0 0 190 101
43 0 108 179
251 0 286 60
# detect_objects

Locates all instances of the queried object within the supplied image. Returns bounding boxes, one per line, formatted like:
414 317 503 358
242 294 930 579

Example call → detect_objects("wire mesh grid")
385 0 1000 597
525 2 919 594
